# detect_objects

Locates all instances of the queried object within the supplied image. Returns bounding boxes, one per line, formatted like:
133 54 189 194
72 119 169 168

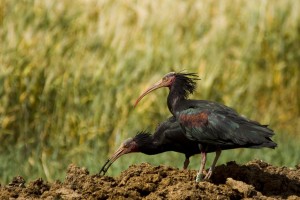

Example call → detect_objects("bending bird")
134 72 277 182
99 116 201 175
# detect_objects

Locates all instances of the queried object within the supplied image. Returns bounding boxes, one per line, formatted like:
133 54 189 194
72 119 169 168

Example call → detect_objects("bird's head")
99 132 152 175
134 72 199 107
99 137 138 175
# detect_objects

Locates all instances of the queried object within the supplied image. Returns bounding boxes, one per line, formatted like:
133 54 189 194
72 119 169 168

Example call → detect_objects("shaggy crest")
134 131 152 146
174 72 200 98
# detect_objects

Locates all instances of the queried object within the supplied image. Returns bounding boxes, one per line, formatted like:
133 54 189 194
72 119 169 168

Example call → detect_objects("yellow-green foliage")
0 0 299 183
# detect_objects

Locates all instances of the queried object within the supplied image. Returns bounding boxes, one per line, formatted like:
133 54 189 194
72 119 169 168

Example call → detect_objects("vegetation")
1 0 299 183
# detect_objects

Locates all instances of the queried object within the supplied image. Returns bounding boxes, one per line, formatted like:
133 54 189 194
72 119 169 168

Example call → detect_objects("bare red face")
134 72 176 107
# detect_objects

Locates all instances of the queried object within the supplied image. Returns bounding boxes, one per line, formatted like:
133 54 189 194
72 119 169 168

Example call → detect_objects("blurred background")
1 0 299 184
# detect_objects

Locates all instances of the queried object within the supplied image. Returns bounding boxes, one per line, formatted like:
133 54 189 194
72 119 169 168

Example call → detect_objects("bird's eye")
123 142 129 148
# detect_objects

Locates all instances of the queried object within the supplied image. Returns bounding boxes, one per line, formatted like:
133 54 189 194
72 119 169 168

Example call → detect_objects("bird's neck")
167 87 186 115
140 143 166 155
138 137 168 155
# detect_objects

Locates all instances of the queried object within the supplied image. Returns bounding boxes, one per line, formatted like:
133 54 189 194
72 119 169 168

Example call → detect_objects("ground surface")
0 160 299 200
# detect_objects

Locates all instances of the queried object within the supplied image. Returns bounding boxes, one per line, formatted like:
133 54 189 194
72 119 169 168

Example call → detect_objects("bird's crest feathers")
174 72 200 98
134 131 152 145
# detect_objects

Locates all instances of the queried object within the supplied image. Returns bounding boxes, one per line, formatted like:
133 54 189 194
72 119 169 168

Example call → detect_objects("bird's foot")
195 173 203 182
204 168 213 180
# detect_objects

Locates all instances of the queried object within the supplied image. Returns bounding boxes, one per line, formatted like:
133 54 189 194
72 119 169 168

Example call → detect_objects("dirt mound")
1 160 299 199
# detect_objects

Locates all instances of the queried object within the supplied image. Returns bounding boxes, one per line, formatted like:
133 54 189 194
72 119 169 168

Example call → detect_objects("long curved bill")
98 146 129 176
134 79 166 107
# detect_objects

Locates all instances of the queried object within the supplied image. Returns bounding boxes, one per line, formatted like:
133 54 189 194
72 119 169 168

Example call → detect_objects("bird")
134 72 277 182
99 116 201 175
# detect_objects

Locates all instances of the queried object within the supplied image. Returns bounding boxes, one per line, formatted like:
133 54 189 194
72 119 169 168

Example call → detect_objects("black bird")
99 116 201 175
134 72 277 181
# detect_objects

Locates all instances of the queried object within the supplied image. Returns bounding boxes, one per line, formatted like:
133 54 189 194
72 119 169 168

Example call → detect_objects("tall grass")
0 0 299 183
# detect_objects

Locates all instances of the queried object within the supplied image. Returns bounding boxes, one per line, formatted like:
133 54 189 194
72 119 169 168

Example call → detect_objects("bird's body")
174 99 276 149
137 116 201 159
135 72 277 181
99 116 201 175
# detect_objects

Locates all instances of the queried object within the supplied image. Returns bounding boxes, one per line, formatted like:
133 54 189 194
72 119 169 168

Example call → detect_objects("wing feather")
177 107 276 148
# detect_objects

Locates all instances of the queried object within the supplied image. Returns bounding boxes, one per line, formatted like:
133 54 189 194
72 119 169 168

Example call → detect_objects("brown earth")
0 160 299 200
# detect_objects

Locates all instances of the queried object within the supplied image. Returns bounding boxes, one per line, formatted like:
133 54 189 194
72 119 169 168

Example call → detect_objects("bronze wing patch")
179 111 209 128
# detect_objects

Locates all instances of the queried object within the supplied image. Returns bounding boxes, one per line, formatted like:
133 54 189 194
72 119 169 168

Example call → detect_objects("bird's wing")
177 108 275 147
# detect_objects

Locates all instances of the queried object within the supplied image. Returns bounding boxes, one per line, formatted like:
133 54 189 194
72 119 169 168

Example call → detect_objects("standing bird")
99 116 201 175
134 72 277 182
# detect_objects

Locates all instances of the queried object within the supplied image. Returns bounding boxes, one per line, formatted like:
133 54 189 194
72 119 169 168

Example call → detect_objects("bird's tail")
236 120 277 149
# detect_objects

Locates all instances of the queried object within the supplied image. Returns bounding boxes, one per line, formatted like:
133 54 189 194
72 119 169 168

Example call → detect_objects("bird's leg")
183 157 190 170
196 149 207 182
204 150 221 180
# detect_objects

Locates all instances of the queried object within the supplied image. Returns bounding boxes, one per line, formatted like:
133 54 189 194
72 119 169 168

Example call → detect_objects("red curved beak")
134 79 168 107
